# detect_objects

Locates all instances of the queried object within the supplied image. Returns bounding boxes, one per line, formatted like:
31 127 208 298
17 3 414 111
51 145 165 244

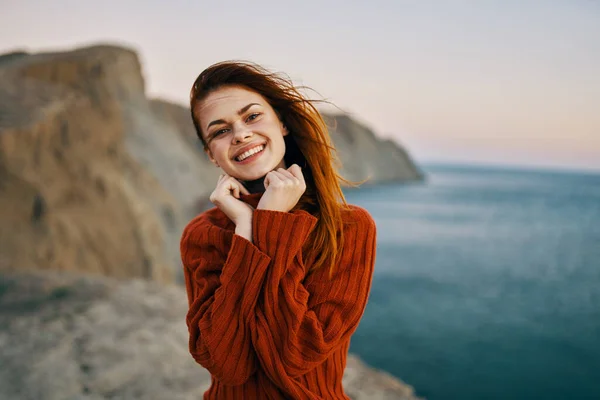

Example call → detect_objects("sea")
344 164 600 400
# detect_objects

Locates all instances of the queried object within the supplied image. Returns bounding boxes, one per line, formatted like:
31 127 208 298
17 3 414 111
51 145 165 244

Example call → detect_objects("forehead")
197 86 267 120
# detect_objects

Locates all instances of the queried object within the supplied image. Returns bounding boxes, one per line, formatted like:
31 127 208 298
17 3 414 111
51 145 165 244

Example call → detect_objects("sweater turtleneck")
241 175 267 195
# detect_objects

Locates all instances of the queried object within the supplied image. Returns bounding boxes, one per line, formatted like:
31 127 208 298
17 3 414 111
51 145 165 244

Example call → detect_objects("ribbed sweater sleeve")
250 207 377 397
181 218 272 386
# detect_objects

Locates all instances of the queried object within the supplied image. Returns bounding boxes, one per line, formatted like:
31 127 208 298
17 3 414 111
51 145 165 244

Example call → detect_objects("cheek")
262 120 286 138
208 142 227 160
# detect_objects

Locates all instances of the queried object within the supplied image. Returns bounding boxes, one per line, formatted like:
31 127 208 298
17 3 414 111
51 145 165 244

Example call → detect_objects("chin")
223 167 261 182
228 156 285 181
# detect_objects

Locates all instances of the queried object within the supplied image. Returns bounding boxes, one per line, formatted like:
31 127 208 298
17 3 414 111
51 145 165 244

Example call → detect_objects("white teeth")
236 145 264 161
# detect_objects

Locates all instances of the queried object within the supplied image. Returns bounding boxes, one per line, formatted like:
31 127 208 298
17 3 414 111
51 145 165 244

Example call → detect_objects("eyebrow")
205 103 262 132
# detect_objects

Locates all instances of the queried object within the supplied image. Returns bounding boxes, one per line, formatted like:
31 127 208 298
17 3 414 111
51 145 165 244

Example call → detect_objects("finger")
287 164 303 179
287 164 305 186
222 176 240 194
238 182 251 195
232 185 240 198
277 169 301 187
216 175 229 191
277 168 297 181
219 173 232 184
226 176 250 195
265 171 282 188
269 170 289 185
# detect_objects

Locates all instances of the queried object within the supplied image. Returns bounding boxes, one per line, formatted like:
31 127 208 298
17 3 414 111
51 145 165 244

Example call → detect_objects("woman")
181 61 377 399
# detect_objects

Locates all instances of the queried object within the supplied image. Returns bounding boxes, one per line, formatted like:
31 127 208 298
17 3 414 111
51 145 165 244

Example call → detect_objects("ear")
275 111 289 137
204 148 220 167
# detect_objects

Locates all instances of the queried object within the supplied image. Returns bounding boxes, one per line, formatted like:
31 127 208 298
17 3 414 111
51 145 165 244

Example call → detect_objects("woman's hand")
257 164 306 212
209 174 254 226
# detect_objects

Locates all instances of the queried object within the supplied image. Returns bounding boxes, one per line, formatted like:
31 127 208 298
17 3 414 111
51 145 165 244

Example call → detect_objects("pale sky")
2 0 599 172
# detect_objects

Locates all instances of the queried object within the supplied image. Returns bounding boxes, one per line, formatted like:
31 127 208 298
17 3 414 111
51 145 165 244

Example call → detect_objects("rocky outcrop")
0 45 175 283
0 270 422 400
323 114 423 184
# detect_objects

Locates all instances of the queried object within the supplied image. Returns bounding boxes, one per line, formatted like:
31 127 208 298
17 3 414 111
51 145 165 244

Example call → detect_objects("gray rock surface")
0 271 423 400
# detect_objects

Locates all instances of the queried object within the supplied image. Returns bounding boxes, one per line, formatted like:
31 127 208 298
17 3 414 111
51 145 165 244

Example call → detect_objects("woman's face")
195 85 288 181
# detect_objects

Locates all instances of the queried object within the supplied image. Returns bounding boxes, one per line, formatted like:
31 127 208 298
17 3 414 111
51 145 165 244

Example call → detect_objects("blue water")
345 164 600 400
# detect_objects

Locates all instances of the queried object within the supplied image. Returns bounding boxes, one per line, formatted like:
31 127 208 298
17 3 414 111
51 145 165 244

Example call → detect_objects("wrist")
256 204 288 212
233 213 252 226
234 217 253 242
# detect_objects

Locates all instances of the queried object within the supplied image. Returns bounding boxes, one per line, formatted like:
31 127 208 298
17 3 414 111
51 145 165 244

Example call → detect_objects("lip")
232 142 266 160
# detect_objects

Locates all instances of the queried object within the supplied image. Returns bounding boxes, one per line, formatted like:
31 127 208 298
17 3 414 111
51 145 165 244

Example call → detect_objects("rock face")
0 270 422 400
0 45 176 283
323 114 423 184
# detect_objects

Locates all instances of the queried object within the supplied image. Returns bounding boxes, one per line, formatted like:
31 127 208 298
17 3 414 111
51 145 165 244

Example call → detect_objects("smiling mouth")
234 144 266 162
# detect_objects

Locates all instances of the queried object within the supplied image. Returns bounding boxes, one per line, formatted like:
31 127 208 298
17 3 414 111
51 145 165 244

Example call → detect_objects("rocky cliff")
0 270 422 400
0 46 178 283
323 114 423 184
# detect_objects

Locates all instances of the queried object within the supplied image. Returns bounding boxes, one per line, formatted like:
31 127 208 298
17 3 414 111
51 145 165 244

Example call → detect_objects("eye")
246 113 261 122
212 128 229 137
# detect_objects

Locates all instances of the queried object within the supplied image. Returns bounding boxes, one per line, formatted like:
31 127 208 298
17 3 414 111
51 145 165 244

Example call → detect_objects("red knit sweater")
180 192 377 399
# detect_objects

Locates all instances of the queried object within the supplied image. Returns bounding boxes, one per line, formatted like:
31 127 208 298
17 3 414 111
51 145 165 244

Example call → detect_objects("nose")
231 123 253 144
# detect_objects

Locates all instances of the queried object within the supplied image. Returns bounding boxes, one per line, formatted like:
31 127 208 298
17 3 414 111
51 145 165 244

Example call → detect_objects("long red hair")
190 61 358 275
